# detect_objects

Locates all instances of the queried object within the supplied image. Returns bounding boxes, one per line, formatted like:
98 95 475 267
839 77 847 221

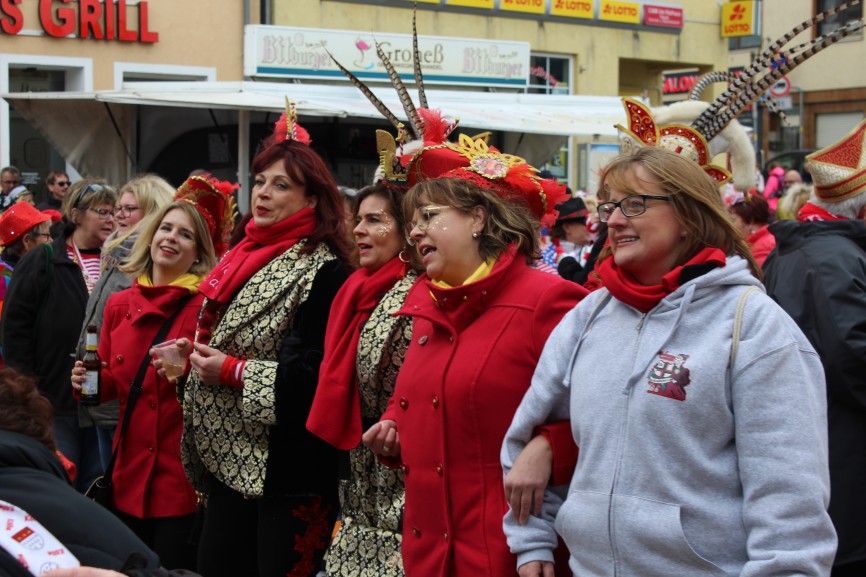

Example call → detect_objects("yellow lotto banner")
599 0 640 24
550 0 594 18
721 1 757 37
445 0 494 8
500 0 545 14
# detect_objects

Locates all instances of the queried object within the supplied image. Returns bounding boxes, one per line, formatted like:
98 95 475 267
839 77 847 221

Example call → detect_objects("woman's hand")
70 361 86 392
152 337 193 383
362 420 400 457
188 342 227 386
518 560 555 577
504 434 553 525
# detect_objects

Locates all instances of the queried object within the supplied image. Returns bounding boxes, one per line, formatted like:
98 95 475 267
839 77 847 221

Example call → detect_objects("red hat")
0 201 51 246
174 175 239 256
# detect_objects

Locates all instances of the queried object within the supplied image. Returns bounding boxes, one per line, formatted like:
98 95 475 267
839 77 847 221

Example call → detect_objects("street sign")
769 77 791 98
774 96 793 110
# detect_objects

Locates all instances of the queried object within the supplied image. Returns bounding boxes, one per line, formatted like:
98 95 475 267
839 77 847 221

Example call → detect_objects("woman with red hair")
170 111 352 577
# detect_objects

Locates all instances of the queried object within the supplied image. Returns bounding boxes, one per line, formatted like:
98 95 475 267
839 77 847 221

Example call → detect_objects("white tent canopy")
3 81 626 211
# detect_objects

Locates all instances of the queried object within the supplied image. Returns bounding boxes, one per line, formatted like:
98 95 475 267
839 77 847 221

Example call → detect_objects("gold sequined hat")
805 118 866 203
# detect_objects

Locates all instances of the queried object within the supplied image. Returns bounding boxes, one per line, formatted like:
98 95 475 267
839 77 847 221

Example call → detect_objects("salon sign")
244 25 531 88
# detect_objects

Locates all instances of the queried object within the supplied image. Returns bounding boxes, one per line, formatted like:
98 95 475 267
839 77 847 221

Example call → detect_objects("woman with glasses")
2 179 118 492
76 174 175 471
501 147 835 577
307 182 420 577
361 156 586 577
71 180 233 572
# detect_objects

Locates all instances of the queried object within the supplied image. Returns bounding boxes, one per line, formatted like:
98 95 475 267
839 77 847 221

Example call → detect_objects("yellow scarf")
138 273 203 294
432 257 496 290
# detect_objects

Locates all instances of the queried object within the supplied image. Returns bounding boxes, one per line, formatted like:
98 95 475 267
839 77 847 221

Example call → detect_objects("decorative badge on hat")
805 118 866 203
175 175 239 256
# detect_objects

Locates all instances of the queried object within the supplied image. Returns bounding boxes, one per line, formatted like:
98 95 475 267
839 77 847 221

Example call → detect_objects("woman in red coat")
363 153 587 577
71 177 235 571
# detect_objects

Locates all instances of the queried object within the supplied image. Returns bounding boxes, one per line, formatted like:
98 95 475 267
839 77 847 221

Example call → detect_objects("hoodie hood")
770 219 866 255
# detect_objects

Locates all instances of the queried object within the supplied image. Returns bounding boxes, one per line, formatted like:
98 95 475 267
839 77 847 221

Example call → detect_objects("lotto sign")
600 0 641 24
445 0 493 7
501 0 545 14
551 0 594 18
721 1 758 37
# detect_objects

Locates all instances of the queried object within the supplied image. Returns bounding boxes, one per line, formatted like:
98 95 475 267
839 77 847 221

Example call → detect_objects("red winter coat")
99 281 203 519
382 250 586 577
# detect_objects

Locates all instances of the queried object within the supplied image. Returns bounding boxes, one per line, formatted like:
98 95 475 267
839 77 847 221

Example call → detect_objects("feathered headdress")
618 1 863 187
175 175 239 257
264 98 312 149
328 7 565 224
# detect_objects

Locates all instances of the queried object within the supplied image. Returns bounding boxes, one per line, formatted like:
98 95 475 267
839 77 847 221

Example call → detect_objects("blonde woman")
77 174 175 469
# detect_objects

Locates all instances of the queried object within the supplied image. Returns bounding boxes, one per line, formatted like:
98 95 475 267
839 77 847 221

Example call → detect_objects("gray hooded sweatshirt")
502 256 836 577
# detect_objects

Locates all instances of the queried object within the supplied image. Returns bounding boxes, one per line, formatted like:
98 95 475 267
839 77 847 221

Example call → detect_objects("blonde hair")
104 174 175 254
598 147 762 280
120 202 217 279
405 178 541 261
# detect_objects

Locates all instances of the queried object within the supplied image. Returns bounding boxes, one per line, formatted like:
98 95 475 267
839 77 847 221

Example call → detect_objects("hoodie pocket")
554 492 725 577
611 494 725 576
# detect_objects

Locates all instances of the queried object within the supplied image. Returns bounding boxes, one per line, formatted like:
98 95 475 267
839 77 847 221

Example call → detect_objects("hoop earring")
398 250 410 264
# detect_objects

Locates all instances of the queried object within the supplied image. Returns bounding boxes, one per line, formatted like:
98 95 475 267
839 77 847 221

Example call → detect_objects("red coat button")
418 335 428 345
147 445 154 452
149 402 156 409
399 397 409 410
436 464 443 476
125 311 131 319
443 532 449 541
432 396 440 408
412 527 421 537
115 355 123 363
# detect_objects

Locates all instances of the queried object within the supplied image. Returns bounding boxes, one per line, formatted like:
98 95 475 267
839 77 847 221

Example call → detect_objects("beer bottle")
80 325 101 407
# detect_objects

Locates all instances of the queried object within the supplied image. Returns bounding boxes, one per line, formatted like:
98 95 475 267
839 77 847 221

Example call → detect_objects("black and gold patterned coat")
181 241 348 498
325 270 417 577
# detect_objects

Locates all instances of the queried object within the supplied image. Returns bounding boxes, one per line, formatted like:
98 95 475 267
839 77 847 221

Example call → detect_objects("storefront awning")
3 81 627 207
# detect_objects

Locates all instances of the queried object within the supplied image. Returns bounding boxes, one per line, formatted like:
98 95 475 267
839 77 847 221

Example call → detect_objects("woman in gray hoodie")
501 147 836 577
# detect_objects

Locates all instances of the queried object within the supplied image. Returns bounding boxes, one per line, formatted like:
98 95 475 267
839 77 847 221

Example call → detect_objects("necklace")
67 240 97 292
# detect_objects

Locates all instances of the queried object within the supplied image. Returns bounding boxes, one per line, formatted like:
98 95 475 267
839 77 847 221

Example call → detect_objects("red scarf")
200 208 317 305
797 202 848 222
307 256 409 449
596 247 727 313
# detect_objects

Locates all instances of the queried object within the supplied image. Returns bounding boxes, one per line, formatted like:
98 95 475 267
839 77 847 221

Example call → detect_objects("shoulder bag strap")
729 285 761 370
101 294 194 481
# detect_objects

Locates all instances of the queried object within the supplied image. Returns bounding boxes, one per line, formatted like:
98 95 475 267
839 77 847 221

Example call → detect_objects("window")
527 55 571 95
816 0 862 36
728 35 762 50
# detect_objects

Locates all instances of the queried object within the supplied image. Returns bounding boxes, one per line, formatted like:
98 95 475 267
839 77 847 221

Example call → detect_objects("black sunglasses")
72 183 105 210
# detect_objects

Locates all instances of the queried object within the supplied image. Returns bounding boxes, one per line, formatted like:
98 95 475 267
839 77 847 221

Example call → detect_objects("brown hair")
597 147 762 280
0 368 56 451
730 192 770 226
405 177 541 261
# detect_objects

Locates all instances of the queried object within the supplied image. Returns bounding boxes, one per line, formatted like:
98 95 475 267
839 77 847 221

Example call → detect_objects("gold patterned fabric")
181 241 338 497
324 270 417 577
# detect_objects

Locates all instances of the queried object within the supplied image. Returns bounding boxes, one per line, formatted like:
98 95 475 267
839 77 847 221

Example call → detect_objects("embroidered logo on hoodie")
647 351 691 401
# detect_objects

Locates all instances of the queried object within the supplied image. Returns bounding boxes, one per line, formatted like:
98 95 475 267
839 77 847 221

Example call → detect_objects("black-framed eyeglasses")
54 180 70 187
72 183 105 210
115 204 139 215
32 232 52 241
88 207 116 220
597 194 672 223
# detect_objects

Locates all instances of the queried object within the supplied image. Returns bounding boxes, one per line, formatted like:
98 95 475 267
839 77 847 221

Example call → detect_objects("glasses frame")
597 194 671 223
115 204 140 216
54 180 71 187
31 231 52 241
88 207 116 220
406 205 452 245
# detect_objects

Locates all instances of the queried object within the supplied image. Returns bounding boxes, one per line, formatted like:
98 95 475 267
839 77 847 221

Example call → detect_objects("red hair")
251 141 353 263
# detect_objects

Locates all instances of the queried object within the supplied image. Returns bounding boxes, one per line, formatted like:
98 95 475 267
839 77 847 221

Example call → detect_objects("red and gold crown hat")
175 175 239 256
616 97 731 185
404 132 567 225
804 118 866 203
0 201 51 246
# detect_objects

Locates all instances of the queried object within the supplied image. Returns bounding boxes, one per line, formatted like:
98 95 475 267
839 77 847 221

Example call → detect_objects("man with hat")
763 119 866 577
552 196 601 285
0 202 52 350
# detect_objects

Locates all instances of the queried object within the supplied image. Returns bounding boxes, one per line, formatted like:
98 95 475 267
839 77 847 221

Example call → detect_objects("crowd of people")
0 9 865 577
